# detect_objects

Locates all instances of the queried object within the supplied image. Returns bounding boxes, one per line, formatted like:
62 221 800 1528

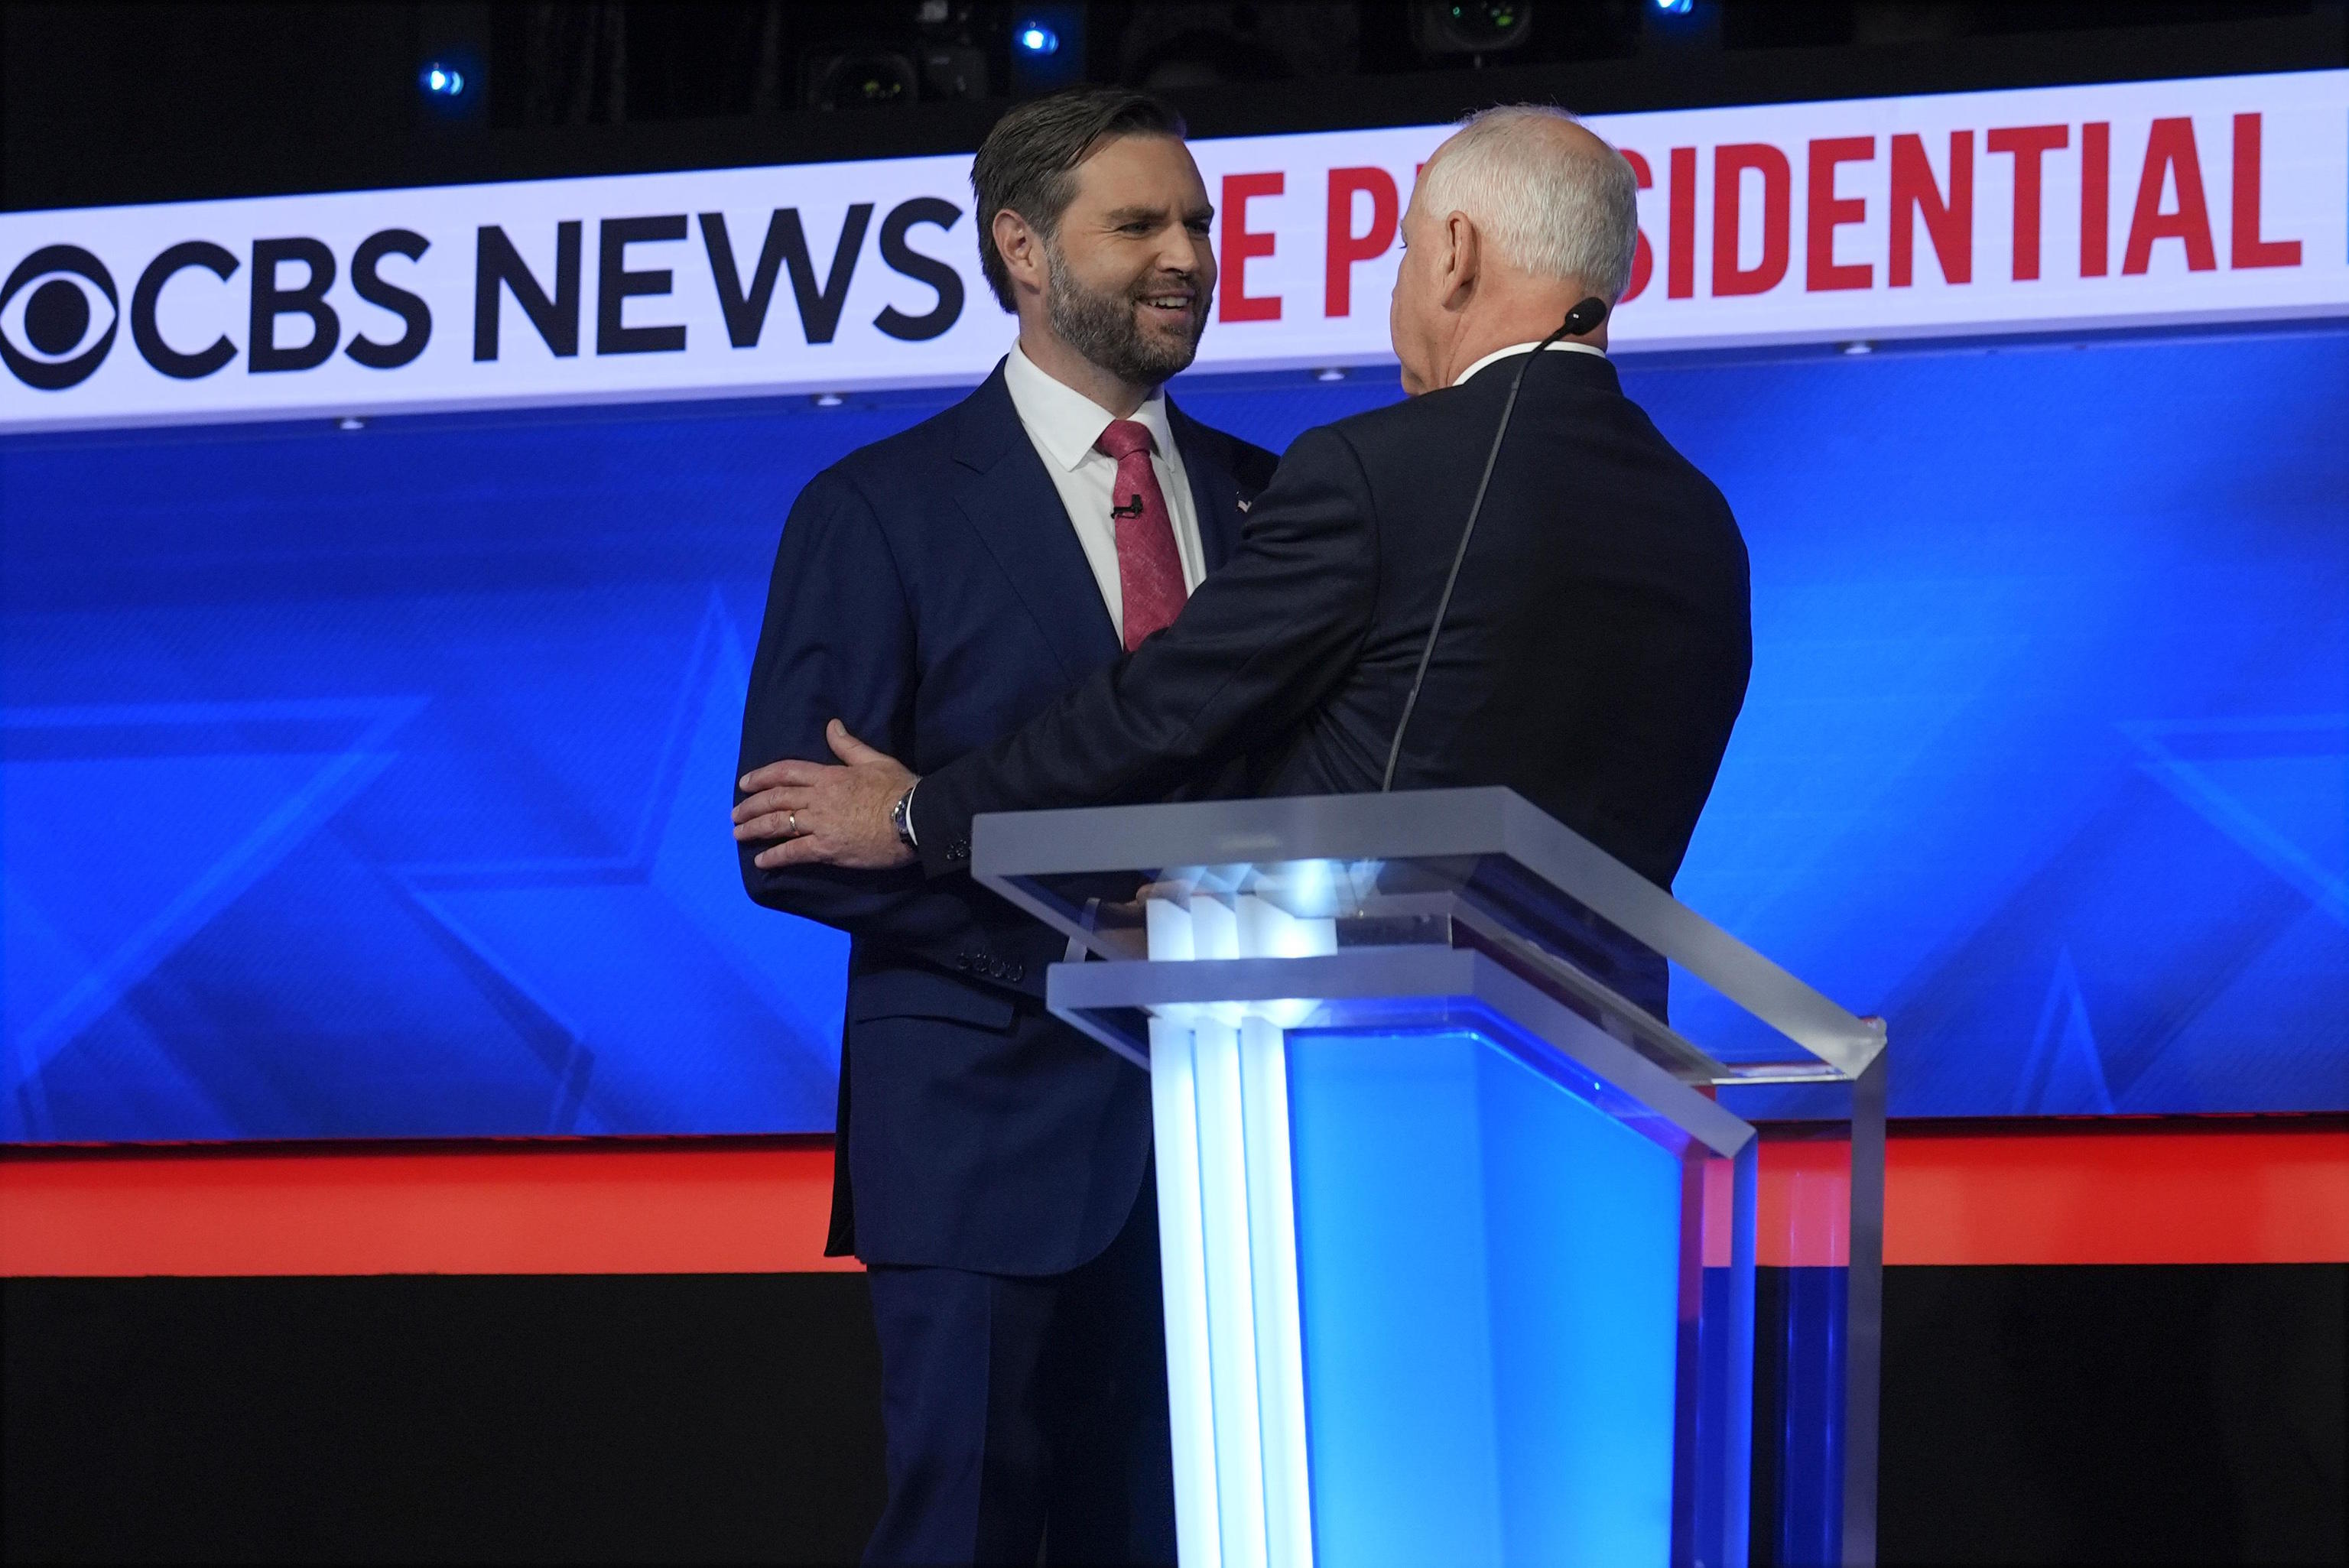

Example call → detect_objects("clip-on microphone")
1379 294 1609 791
1110 494 1146 520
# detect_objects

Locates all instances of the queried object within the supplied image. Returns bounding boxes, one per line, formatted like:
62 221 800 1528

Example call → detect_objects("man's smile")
1136 287 1200 330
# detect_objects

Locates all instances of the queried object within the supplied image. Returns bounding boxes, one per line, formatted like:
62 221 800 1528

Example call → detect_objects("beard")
1043 242 1208 388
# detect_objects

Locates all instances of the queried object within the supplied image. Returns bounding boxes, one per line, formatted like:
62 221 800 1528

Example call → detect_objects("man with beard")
743 106 1750 1000
734 88 1272 1566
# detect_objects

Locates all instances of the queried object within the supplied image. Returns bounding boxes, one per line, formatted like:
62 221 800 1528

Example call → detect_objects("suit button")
954 951 972 971
1007 962 1025 983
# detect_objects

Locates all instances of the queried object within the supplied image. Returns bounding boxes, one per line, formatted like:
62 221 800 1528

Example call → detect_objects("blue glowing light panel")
1285 1027 1683 1566
2 326 2341 1141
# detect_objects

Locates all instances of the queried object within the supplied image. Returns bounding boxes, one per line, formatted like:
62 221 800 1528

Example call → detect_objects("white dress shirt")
1002 341 1206 646
1453 338 1607 387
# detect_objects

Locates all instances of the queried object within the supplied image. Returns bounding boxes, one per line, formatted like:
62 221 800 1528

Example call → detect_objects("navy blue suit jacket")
738 362 1274 1275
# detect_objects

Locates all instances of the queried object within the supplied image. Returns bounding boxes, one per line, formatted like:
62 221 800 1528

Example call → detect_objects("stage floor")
5 1122 2343 1565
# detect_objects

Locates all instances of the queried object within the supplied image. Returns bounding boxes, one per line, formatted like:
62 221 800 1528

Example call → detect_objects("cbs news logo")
2 232 431 391
4 202 970 395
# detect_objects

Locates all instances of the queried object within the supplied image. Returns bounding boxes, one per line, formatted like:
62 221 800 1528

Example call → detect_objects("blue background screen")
4 326 2342 1141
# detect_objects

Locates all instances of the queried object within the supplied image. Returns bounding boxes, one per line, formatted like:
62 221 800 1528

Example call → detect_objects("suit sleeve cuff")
911 765 976 879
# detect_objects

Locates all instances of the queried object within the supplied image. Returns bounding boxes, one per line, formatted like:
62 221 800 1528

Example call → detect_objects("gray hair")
1416 106 1640 302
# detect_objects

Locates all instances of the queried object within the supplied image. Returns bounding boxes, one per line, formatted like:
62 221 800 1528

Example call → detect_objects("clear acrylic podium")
975 789 1886 1568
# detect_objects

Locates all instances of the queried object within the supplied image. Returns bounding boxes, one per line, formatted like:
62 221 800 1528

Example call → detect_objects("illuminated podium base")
980 791 1884 1568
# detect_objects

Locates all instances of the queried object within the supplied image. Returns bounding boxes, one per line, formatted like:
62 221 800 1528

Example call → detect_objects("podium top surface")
973 787 1883 1084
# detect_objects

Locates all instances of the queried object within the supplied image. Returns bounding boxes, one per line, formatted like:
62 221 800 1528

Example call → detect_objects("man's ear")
993 209 1047 300
1441 210 1480 312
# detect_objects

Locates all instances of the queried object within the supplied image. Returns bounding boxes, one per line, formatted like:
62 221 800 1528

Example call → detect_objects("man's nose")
1152 229 1204 277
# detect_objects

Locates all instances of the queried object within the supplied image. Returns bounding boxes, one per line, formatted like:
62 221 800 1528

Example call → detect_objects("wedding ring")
788 811 798 836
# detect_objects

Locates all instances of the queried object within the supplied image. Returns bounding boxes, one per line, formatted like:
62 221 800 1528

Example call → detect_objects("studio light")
1010 6 1081 89
1654 0 1694 14
807 49 917 109
419 62 466 98
1409 2 1535 58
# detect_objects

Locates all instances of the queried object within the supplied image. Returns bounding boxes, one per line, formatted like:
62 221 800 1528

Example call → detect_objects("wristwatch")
891 781 920 849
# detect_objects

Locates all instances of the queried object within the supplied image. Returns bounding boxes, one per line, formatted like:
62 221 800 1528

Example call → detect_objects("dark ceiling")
5 1 2341 211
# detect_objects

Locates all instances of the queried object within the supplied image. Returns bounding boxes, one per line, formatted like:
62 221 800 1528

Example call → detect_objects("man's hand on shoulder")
735 719 917 871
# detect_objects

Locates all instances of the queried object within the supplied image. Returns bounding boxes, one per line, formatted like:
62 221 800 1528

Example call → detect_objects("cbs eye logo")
0 245 119 391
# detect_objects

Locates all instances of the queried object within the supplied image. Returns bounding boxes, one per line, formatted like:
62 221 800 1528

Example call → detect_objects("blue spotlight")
420 61 466 97
1654 0 1694 14
1016 24 1060 56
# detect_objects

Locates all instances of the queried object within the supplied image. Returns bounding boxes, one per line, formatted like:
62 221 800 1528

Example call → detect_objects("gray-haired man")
746 106 1753 929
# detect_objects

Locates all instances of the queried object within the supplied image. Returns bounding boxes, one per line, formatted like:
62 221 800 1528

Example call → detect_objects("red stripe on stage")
2 1120 2341 1277
1757 1138 1852 1268
0 1137 856 1277
1883 1119 2349 1267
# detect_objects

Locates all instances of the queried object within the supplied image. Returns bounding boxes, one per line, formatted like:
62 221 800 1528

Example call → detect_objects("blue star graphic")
4 696 421 1138
392 592 846 1135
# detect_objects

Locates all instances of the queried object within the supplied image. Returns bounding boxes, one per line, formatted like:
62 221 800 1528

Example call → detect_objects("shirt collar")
1005 340 1177 472
1452 338 1607 388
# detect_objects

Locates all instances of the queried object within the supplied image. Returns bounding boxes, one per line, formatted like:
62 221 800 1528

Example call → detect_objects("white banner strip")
2 70 2342 432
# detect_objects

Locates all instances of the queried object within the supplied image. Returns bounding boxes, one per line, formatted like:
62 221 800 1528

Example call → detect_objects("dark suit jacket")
737 361 1274 1275
911 349 1752 896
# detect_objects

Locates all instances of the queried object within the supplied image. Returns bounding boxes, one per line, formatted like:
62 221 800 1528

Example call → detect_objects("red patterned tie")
1096 418 1187 651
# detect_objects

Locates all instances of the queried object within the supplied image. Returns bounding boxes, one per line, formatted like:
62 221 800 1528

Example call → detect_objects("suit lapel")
1168 401 1246 573
951 364 1121 681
